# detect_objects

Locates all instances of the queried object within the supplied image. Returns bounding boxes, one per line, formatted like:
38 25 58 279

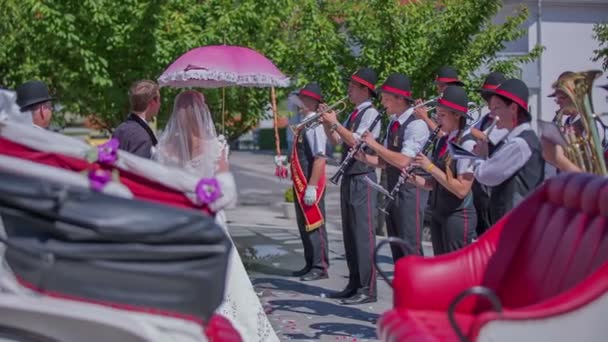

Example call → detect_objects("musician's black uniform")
291 83 330 282
339 102 379 296
380 74 430 260
428 132 478 254
328 68 381 304
292 125 329 279
472 72 507 236
475 79 545 225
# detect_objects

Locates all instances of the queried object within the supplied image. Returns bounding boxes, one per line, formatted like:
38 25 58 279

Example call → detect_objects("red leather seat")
377 173 608 341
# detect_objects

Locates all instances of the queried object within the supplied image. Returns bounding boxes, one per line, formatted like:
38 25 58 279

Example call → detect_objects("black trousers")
294 192 329 272
385 185 429 261
340 172 377 296
430 207 477 256
472 181 492 237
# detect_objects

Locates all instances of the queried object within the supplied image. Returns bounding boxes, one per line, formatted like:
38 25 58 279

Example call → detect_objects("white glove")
274 155 288 167
304 185 317 206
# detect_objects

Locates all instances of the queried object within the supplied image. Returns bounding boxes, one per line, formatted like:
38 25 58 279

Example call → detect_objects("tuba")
552 70 607 175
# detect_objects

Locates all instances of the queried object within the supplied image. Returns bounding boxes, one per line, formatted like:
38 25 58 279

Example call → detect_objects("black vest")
490 129 545 222
295 131 315 180
430 133 475 214
385 114 418 192
341 105 375 175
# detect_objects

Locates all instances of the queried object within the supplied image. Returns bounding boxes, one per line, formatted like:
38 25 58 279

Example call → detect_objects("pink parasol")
157 45 290 88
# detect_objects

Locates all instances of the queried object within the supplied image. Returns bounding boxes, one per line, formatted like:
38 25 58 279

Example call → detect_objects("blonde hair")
129 80 159 112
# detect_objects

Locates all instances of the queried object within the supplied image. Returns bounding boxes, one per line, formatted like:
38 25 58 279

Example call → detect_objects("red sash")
290 133 326 232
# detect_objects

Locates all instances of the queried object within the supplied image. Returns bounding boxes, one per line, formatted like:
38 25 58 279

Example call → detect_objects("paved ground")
225 151 433 341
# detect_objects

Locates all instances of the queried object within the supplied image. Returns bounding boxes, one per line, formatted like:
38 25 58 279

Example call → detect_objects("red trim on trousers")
366 181 376 295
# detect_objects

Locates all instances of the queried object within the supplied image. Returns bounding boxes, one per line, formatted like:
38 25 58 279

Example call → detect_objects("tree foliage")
593 23 608 71
0 0 541 140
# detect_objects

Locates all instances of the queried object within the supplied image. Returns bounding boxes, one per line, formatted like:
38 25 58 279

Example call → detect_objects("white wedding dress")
185 155 279 342
155 91 279 342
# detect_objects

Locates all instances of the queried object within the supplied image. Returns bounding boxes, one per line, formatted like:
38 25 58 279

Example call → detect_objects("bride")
154 90 280 342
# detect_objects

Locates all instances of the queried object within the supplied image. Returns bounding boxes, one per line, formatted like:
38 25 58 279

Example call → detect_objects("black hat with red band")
483 78 530 115
347 67 378 92
435 66 465 86
298 82 323 102
378 73 414 102
477 72 506 93
435 85 472 120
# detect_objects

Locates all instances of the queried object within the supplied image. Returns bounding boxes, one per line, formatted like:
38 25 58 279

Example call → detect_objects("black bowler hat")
478 72 506 92
378 73 414 102
483 78 530 115
435 66 465 86
347 67 378 92
435 85 472 119
298 82 323 102
548 71 575 98
16 80 54 111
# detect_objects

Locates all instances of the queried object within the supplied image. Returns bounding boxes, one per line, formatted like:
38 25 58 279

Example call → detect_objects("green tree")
0 0 541 141
339 0 542 103
592 23 608 71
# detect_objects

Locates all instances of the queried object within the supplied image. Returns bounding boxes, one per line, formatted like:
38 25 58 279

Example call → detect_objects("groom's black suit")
113 113 158 159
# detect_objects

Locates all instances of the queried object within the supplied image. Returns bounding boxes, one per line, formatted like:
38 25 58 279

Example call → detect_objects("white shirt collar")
389 107 414 125
447 129 459 140
566 114 580 124
505 122 532 141
355 100 373 112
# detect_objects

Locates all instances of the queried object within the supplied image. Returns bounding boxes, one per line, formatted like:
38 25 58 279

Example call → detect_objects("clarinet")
378 125 442 215
329 112 384 185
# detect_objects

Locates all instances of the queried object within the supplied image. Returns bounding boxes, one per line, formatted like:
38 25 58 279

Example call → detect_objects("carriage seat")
377 173 608 341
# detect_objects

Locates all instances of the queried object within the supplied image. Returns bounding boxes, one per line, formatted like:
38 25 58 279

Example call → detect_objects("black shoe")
300 268 328 281
339 293 377 305
291 266 311 277
323 287 357 299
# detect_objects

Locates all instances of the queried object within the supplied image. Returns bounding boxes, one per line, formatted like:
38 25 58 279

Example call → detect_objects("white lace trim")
158 70 290 88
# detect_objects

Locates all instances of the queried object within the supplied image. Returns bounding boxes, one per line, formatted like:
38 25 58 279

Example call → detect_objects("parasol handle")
271 87 281 157
271 87 289 179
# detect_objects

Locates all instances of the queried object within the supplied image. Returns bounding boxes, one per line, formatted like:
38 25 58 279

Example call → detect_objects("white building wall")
497 0 608 126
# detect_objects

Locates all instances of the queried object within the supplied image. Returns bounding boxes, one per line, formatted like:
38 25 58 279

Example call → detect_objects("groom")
113 80 161 158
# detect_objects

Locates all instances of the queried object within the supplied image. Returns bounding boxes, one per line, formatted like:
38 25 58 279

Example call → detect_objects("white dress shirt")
474 123 534 187
342 100 381 141
384 108 430 158
446 130 476 175
303 116 328 157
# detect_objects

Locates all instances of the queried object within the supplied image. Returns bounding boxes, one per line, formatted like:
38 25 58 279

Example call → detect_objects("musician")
409 85 477 254
473 79 545 225
321 67 380 305
542 73 607 173
290 83 330 282
414 66 465 135
357 73 430 260
470 72 509 236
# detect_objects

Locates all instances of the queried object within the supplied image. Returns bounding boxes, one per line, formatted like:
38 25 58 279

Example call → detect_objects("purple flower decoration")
88 168 112 192
195 178 222 204
97 138 119 165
